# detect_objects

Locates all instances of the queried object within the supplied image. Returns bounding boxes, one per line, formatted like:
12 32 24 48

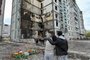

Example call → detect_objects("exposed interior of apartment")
20 0 53 39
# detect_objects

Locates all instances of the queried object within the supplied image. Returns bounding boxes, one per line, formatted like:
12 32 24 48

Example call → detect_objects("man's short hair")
57 31 62 36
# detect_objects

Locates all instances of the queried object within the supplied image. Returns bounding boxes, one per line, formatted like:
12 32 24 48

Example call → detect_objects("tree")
85 31 90 37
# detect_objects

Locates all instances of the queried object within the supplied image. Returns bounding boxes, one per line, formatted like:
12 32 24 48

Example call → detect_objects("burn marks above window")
45 12 51 17
22 11 31 20
38 22 44 29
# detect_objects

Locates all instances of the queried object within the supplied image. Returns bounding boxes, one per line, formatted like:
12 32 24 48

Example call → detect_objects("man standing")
44 31 55 60
48 31 68 60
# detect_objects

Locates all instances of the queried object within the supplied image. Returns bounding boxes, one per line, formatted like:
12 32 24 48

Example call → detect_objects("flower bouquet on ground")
11 48 43 60
12 51 29 60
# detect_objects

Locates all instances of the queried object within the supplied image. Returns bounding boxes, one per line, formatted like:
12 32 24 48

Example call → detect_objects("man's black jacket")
48 37 68 56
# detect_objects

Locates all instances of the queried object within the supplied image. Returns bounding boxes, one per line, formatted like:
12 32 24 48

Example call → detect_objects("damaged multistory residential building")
11 0 61 41
11 0 85 41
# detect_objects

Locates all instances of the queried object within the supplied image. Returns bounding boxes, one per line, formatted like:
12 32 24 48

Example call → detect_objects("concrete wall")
43 0 52 7
79 11 85 39
68 40 90 60
23 0 41 14
11 0 21 41
0 0 5 39
2 24 10 37
11 0 42 41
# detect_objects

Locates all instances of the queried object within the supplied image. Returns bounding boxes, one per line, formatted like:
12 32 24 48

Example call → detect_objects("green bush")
85 32 90 37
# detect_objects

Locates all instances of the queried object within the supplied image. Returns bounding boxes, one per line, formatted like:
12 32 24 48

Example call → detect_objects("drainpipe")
19 0 23 41
52 0 55 35
41 2 45 37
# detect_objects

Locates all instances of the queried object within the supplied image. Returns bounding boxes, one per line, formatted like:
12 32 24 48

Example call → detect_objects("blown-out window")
55 6 57 10
55 0 57 2
56 20 58 26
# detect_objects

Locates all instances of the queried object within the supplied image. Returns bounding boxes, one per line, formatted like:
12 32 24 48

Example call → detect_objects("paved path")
68 40 90 55
1 40 90 60
0 42 44 60
0 42 75 60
